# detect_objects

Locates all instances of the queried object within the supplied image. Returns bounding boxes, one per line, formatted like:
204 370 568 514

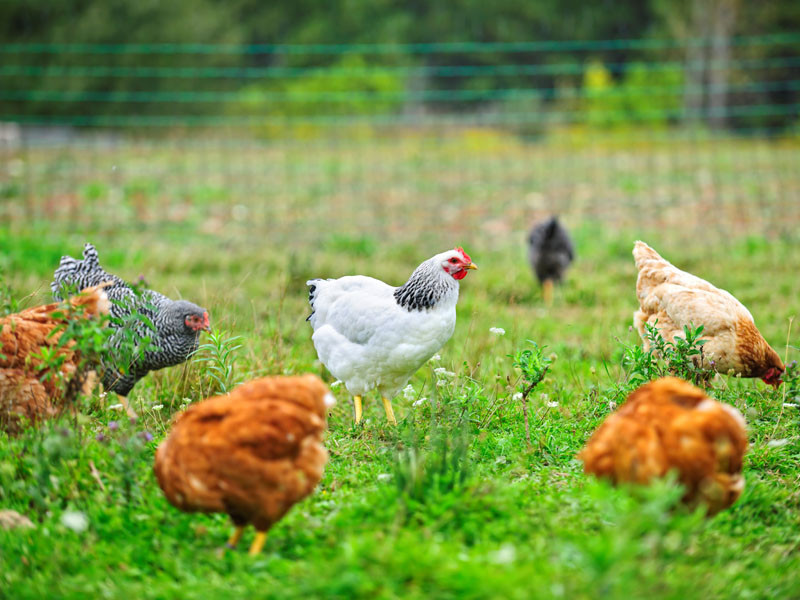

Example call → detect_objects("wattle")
452 270 467 280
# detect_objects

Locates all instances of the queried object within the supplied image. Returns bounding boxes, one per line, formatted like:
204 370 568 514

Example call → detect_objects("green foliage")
391 426 473 517
583 60 685 128
0 268 20 317
621 322 709 385
511 341 552 393
228 55 406 138
195 329 243 395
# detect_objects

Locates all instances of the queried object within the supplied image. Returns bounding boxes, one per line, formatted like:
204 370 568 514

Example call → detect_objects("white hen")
307 248 477 424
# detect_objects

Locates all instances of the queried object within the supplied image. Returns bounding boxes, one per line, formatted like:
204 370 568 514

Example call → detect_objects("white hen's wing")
307 276 393 329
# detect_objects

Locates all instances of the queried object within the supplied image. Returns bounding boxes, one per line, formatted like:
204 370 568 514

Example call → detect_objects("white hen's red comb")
455 247 472 263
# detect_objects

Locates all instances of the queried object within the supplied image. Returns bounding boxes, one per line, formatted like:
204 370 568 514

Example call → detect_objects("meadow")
1 129 799 599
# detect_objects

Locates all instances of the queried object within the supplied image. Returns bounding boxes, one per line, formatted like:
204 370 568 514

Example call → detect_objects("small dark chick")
51 243 210 407
527 216 574 305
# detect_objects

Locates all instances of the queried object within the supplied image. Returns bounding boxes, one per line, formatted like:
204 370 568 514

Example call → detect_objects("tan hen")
633 241 783 386
154 374 334 555
579 377 748 514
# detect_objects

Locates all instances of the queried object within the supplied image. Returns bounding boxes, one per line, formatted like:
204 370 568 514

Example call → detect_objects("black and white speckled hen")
51 243 210 398
527 216 574 305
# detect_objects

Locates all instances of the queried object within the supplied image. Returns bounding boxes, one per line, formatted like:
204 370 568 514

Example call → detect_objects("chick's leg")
353 395 363 424
382 397 397 425
248 531 267 556
542 279 554 307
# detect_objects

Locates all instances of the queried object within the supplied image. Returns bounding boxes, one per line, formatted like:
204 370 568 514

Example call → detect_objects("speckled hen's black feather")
51 243 207 396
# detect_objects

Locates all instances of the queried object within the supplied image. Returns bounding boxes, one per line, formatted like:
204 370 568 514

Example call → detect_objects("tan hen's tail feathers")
632 240 666 270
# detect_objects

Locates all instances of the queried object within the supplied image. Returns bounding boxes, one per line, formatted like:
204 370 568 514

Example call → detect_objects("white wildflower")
512 392 523 401
490 543 516 565
377 473 392 482
783 403 798 408
767 438 790 448
151 404 163 411
429 354 441 362
436 380 448 387
547 401 559 408
330 380 342 388
489 327 505 336
413 397 428 407
402 385 415 400
109 403 124 411
608 401 617 411
434 368 455 378
61 510 89 534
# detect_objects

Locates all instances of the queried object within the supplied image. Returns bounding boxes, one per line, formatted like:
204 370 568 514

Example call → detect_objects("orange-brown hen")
154 374 334 555
633 241 784 386
579 377 748 515
0 285 109 433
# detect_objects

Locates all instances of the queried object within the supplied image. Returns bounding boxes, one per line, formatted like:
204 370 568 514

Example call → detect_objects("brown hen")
633 241 784 386
579 377 748 515
154 374 334 555
0 285 109 433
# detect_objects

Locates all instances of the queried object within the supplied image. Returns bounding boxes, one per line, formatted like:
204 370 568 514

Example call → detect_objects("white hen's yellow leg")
226 525 245 549
249 531 267 556
542 279 554 307
382 397 397 425
354 395 363 424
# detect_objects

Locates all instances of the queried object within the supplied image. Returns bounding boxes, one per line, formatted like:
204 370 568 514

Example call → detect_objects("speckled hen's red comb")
455 247 472 263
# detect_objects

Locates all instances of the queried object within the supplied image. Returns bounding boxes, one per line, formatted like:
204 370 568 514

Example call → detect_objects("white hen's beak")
464 262 478 270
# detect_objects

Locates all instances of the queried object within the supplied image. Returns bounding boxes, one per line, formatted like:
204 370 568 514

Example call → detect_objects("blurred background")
1 0 799 249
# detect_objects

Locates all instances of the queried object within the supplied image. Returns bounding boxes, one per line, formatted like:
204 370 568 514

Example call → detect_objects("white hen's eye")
449 258 458 264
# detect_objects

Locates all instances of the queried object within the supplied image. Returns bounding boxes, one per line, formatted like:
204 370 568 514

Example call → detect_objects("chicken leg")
226 525 244 549
249 531 267 556
353 395 363 423
382 397 397 425
542 279 554 307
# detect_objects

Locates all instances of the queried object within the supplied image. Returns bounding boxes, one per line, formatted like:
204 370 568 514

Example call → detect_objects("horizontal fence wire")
0 35 798 248
3 33 800 54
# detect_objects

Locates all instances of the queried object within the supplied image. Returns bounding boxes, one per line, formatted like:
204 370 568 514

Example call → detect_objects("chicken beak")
202 311 211 332
465 262 478 270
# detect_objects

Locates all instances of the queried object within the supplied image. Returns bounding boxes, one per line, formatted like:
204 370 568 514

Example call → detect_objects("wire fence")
1 35 799 246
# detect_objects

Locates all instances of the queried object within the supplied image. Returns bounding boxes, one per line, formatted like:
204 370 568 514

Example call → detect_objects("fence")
1 35 799 246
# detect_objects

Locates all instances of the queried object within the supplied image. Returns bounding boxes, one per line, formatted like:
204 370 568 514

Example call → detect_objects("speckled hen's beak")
465 262 478 270
202 311 211 332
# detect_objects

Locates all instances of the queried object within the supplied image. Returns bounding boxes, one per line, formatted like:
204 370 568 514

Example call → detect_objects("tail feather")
51 243 120 300
306 279 321 322
633 240 667 270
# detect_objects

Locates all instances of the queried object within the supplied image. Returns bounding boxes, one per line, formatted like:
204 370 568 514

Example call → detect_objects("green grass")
1 132 799 599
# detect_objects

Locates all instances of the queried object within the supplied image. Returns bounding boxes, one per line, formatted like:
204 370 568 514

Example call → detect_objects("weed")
195 329 243 395
622 323 709 385
511 341 552 448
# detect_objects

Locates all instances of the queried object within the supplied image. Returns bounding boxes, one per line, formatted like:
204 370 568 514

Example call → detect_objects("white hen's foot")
382 397 397 425
353 395 363 424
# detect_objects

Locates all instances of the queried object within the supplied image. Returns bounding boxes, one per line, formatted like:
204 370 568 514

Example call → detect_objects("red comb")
455 246 471 263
